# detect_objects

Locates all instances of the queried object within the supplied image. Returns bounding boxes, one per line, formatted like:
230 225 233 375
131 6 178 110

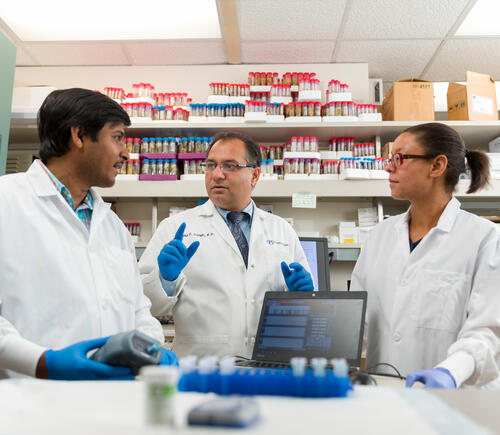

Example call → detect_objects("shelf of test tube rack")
94 179 500 198
177 356 352 398
10 116 500 146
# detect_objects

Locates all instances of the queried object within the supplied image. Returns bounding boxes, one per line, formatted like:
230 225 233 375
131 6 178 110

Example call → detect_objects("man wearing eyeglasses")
139 132 314 358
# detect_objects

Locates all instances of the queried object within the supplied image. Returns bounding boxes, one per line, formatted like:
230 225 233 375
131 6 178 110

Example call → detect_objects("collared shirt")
215 201 254 245
38 160 94 231
409 237 422 253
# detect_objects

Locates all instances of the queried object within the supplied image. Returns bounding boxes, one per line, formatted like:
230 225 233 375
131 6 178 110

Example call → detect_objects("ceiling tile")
342 0 470 40
241 40 335 64
237 0 346 41
125 40 227 65
22 43 129 66
336 39 441 80
15 45 37 66
422 38 500 82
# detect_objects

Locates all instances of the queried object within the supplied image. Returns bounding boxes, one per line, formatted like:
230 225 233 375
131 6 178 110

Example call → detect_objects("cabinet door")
0 32 16 175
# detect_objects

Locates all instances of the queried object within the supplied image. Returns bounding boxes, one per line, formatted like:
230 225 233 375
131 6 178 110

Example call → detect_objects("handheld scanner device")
91 330 162 374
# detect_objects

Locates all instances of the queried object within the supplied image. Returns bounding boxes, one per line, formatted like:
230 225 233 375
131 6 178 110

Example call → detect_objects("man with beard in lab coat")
139 132 314 358
0 88 176 380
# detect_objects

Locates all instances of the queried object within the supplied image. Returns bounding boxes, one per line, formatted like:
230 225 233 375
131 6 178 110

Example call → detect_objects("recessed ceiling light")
455 0 500 36
0 0 221 41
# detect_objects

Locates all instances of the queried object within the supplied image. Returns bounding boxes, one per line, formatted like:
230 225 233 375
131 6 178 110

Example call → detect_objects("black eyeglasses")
387 152 438 167
201 162 257 173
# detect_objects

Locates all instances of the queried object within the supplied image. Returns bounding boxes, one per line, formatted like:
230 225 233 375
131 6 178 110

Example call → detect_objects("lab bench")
1 378 497 434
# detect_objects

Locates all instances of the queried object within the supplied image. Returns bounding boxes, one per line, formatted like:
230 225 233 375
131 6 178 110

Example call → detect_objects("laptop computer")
236 291 367 369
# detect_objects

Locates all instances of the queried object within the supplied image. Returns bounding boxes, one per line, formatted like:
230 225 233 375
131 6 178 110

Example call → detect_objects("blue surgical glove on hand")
159 348 179 366
158 222 200 281
405 368 457 389
45 337 134 381
281 262 314 292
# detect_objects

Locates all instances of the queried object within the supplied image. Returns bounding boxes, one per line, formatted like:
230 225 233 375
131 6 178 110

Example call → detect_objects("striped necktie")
227 211 249 268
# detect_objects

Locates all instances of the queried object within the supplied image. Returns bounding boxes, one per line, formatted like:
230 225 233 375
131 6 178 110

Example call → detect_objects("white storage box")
284 152 321 160
189 116 207 123
339 221 359 244
358 113 382 122
327 92 352 103
284 174 321 180
205 116 226 123
370 170 389 179
267 115 285 123
320 151 338 160
244 112 267 123
298 90 322 102
116 174 139 181
323 116 358 123
270 97 292 105
340 168 370 180
227 96 249 104
285 116 322 123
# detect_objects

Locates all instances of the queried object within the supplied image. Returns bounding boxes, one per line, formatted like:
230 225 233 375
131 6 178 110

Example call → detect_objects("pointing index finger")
174 222 186 242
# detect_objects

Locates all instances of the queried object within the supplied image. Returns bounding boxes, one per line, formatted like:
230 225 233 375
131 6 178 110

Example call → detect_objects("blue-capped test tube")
219 356 236 395
178 355 197 391
311 357 327 397
198 356 218 393
311 357 327 377
331 358 349 378
290 357 307 377
291 357 307 397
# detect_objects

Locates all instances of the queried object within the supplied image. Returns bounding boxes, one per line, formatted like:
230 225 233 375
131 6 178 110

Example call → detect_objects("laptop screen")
252 291 367 366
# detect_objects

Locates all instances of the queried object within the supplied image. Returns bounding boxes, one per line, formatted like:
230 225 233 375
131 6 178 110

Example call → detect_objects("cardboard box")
381 79 434 121
447 71 498 121
339 221 358 244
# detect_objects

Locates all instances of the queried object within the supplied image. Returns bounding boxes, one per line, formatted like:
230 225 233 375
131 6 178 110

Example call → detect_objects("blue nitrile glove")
158 222 200 281
281 262 314 292
159 348 179 366
45 336 134 381
405 368 457 389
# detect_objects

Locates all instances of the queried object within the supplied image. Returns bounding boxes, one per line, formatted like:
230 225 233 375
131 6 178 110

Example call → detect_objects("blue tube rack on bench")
177 356 352 398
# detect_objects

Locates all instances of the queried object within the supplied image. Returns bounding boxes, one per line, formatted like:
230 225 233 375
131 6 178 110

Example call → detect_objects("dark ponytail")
465 150 490 193
404 122 490 194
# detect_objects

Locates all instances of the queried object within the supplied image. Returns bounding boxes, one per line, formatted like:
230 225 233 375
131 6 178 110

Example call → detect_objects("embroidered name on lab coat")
184 232 215 238
266 240 289 247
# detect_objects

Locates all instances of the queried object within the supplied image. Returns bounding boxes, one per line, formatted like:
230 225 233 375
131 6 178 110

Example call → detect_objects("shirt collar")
398 196 460 233
215 200 254 224
38 160 94 211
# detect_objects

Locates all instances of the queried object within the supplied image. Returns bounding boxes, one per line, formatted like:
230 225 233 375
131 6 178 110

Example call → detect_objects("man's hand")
41 337 134 381
158 222 200 281
281 262 314 292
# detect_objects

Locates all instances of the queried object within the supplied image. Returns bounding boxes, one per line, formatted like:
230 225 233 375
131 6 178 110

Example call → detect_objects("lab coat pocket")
414 269 469 333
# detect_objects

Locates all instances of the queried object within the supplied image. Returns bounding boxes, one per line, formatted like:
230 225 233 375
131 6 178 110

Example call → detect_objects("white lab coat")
0 161 163 378
351 197 500 388
139 199 309 358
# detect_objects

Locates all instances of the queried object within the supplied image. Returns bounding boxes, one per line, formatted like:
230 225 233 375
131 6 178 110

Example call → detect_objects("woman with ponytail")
351 122 500 389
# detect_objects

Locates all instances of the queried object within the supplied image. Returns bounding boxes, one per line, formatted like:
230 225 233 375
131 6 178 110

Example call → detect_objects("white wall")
14 63 369 103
